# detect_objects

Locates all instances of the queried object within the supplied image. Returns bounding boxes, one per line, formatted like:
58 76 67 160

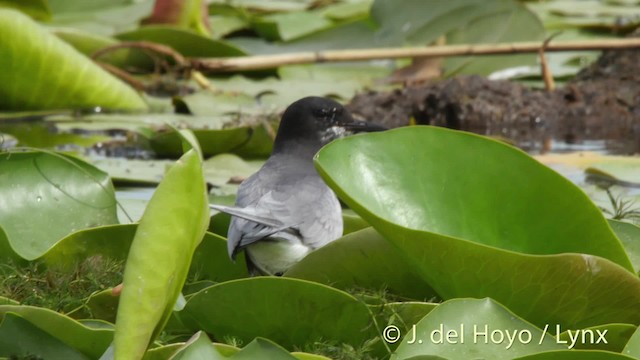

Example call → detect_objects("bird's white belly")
246 239 311 276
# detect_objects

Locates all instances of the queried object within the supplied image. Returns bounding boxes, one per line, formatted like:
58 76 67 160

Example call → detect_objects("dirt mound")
348 36 640 154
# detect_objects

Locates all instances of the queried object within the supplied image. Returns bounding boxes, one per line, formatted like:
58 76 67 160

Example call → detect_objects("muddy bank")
347 37 640 154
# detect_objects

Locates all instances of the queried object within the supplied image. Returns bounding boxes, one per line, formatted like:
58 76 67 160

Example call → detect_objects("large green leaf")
181 277 375 350
0 312 88 360
0 151 118 261
286 227 436 300
116 26 245 57
113 148 209 360
0 305 113 358
392 298 563 360
609 220 640 275
624 326 640 358
47 0 154 36
0 0 50 20
0 9 147 111
314 126 639 329
38 224 135 270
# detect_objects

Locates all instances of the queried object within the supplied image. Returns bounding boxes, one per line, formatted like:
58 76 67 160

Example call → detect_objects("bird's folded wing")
209 203 297 233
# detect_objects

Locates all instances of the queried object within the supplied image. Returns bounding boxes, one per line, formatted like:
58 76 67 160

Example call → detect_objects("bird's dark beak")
342 120 387 133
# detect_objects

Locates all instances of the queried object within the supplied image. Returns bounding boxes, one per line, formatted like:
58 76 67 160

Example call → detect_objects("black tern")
210 96 386 276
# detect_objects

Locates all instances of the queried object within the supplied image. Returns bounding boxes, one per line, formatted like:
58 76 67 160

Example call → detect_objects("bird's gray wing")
224 167 342 259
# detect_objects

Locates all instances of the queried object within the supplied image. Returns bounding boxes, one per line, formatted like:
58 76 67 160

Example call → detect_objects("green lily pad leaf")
0 312 88 360
624 326 640 357
609 220 640 275
231 338 297 360
114 148 209 359
292 352 332 360
392 298 563 360
253 11 332 41
209 15 248 39
318 1 372 21
558 323 637 352
116 26 245 57
83 289 120 324
189 232 249 282
0 297 18 305
38 224 135 270
0 151 118 261
210 0 314 13
203 153 264 187
286 227 436 301
0 305 113 358
54 28 141 69
92 159 174 186
0 9 148 111
342 210 369 235
586 159 640 187
0 122 110 148
151 128 252 158
47 0 154 37
372 301 438 351
143 343 184 360
0 0 50 20
170 331 228 360
182 277 374 349
514 349 637 360
315 126 639 329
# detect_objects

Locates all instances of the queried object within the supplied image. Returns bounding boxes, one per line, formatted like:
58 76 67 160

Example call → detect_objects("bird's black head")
273 96 386 154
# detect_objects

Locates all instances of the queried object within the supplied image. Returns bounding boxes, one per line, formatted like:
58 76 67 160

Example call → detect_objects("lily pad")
189 232 249 282
0 305 113 358
286 227 437 300
181 277 375 350
0 312 88 360
391 298 563 360
253 11 332 41
624 326 640 358
557 323 637 352
39 224 135 270
609 220 640 275
0 9 148 111
0 151 118 261
116 25 245 57
0 0 50 20
315 126 639 329
47 0 154 37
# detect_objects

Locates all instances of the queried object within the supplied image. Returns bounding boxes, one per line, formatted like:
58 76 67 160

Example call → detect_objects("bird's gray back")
227 155 343 253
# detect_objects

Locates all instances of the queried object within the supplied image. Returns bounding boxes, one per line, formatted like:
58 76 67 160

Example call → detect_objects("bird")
209 96 386 276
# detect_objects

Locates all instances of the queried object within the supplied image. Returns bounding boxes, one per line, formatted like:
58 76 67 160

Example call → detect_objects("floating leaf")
116 26 245 57
0 0 50 20
315 126 639 329
0 151 118 261
47 0 154 37
624 326 640 358
557 323 637 352
253 11 332 41
182 277 375 350
392 298 563 360
0 9 148 111
0 312 88 360
0 305 113 358
609 220 640 275
286 227 436 300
